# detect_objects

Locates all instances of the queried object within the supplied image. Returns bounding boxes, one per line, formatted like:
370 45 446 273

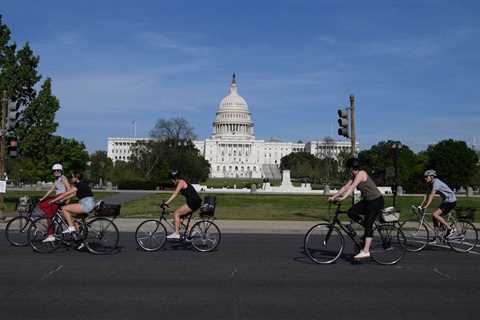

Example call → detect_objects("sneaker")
167 232 180 240
446 228 457 239
428 237 437 245
62 226 76 234
353 250 370 260
42 235 56 243
76 243 86 251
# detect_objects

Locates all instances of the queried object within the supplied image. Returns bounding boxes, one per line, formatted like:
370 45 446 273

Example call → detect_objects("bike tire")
447 220 478 253
190 220 221 252
5 216 32 247
27 217 60 253
85 217 119 255
135 219 167 251
304 223 344 264
399 219 429 252
370 223 406 265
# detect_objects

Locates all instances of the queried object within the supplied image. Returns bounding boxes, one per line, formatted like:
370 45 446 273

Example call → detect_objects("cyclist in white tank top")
40 164 71 202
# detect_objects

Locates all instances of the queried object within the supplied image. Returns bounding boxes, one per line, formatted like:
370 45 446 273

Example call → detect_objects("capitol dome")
212 74 255 140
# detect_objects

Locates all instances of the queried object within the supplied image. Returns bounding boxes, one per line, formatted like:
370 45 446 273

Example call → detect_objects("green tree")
0 15 41 105
17 78 59 158
280 152 317 180
358 140 420 191
424 139 478 189
130 138 209 184
89 151 114 185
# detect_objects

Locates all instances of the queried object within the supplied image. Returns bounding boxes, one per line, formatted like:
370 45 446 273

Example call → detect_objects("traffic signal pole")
0 92 7 219
349 95 356 156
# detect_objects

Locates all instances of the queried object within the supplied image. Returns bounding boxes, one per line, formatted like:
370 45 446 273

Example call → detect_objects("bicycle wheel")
27 217 60 253
370 223 406 265
304 223 344 264
5 216 32 246
399 219 429 252
135 219 167 251
447 220 478 253
190 220 221 252
85 217 119 255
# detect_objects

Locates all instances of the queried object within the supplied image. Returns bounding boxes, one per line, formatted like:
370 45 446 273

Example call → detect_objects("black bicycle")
304 202 407 265
135 200 221 253
27 204 119 255
4 198 39 247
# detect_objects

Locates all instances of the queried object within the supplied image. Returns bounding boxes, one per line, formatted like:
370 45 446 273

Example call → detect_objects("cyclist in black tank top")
164 170 202 239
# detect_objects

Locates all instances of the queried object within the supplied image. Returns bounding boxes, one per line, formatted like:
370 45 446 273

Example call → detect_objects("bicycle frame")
412 207 454 239
326 203 363 249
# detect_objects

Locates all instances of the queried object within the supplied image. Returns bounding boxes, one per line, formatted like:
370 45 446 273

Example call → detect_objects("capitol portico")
107 75 356 179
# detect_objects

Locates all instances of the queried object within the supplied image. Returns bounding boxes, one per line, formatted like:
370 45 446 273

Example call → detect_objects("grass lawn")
120 193 480 221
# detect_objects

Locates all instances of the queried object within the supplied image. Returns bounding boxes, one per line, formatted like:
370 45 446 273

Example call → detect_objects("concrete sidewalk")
0 217 316 234
2 216 479 235
104 218 317 234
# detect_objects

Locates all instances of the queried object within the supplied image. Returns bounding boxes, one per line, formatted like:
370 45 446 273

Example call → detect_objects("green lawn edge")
119 193 480 221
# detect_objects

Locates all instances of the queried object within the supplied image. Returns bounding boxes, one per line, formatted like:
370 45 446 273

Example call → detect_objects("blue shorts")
79 197 96 213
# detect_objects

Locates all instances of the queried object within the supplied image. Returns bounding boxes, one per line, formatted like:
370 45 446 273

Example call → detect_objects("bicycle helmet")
345 158 360 170
169 169 180 180
424 169 437 177
52 163 63 171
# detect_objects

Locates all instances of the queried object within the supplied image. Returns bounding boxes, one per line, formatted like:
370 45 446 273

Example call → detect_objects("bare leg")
432 208 449 229
363 237 372 253
173 204 192 234
62 204 85 230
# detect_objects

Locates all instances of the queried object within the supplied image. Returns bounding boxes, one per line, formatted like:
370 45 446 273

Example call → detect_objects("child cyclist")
419 169 457 242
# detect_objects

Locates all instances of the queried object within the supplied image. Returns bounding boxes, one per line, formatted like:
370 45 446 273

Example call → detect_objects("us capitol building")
107 75 356 179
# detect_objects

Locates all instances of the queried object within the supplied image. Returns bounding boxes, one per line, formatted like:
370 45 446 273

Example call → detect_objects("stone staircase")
261 164 282 181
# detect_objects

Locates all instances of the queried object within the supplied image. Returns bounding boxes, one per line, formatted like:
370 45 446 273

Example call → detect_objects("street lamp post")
391 142 402 208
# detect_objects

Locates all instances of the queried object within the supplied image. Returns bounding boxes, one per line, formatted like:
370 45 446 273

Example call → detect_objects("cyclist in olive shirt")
329 158 384 260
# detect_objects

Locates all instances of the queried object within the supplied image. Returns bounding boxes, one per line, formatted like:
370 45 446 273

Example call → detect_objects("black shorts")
187 200 201 212
439 201 456 215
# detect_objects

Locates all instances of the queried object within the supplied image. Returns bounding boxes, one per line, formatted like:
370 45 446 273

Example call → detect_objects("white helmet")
52 164 63 171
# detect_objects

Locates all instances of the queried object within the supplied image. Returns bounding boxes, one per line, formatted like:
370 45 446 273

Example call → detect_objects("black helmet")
169 169 180 180
345 158 360 170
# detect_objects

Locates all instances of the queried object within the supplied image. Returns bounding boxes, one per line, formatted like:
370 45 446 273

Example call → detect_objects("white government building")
107 75 357 179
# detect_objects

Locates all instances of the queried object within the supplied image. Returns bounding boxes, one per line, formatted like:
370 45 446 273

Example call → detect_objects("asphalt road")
0 232 479 320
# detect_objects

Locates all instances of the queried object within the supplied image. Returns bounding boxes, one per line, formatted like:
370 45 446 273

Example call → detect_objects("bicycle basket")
380 207 400 223
455 207 475 221
200 196 216 216
95 202 121 217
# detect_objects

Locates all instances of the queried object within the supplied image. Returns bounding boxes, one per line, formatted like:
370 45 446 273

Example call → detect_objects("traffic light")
6 100 19 133
337 108 350 138
7 136 18 158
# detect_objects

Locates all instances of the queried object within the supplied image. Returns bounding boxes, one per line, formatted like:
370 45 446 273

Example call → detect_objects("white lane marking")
433 267 455 280
41 265 64 280
231 266 238 277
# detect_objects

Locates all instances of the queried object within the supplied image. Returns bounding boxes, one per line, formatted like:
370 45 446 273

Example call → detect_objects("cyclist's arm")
337 171 367 201
330 180 353 200
62 176 72 204
165 181 185 206
421 190 436 209
50 187 77 203
40 184 55 202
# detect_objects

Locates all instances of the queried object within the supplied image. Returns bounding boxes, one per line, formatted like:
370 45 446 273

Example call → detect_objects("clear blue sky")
2 0 479 152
